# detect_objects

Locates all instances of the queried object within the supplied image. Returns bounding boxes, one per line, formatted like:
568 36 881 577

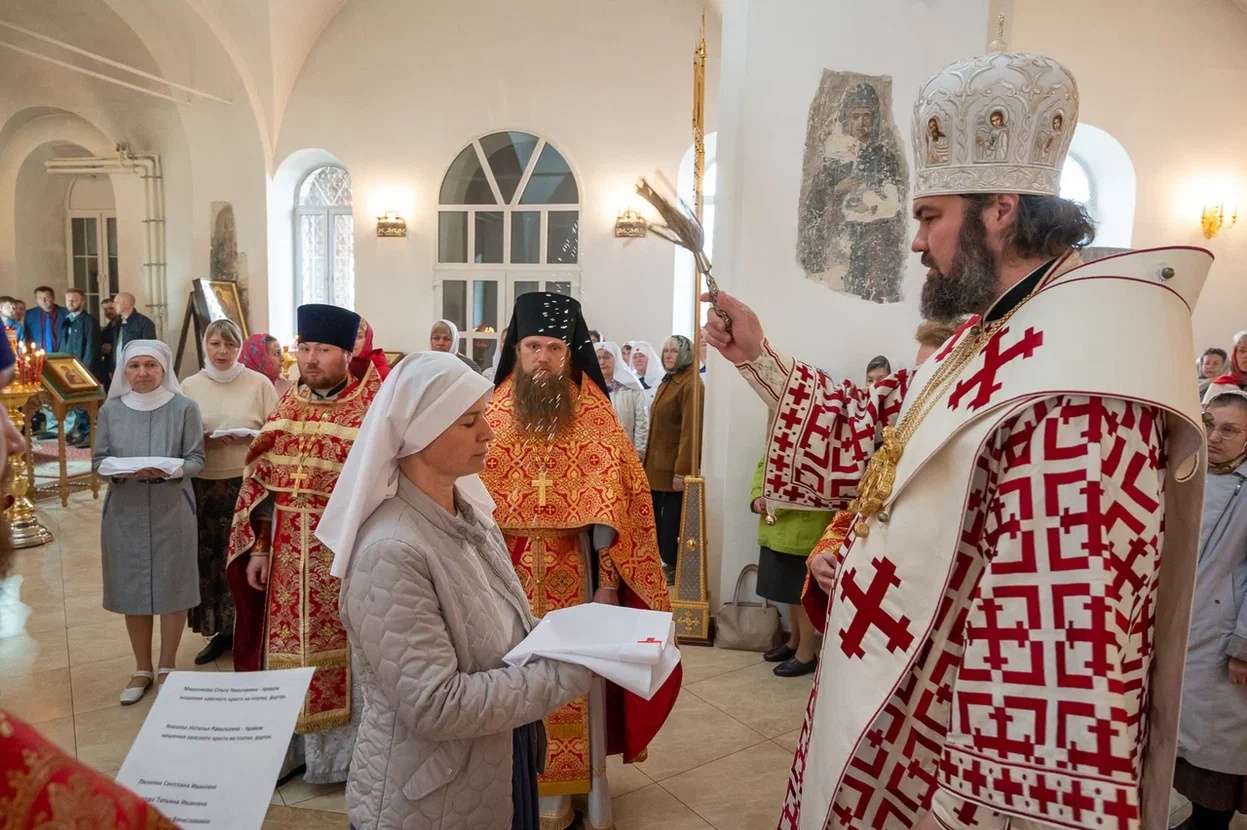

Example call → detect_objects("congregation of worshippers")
6 4 1247 830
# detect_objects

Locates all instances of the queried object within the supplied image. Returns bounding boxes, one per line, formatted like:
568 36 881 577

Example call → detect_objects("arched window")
1060 124 1135 249
435 131 581 367
673 133 717 337
295 165 355 308
1060 155 1093 207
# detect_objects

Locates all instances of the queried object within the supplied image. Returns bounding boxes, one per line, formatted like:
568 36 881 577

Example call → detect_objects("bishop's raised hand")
700 291 763 365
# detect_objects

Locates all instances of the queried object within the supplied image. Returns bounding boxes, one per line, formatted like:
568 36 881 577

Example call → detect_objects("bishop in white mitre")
704 51 1209 830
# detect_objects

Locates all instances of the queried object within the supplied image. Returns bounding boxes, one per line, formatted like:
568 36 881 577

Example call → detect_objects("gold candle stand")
1 382 53 548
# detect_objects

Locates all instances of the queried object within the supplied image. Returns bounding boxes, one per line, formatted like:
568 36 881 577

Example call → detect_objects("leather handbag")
715 563 782 651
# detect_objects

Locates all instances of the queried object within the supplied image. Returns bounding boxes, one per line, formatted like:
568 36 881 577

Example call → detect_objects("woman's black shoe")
763 644 796 663
194 633 232 665
773 657 817 677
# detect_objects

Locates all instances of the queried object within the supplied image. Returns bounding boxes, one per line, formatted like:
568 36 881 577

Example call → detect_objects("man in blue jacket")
24 286 68 353
58 288 100 446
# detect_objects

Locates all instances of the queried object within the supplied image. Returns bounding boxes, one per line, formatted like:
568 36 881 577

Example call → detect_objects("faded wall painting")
209 201 239 281
797 71 908 303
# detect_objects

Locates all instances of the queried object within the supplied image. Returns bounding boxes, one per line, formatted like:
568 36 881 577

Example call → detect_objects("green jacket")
751 458 833 556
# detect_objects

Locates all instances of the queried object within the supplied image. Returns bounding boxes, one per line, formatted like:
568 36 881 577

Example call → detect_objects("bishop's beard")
919 206 1000 320
514 366 577 439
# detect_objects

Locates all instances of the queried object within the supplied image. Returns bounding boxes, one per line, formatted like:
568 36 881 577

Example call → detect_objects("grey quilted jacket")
339 478 591 829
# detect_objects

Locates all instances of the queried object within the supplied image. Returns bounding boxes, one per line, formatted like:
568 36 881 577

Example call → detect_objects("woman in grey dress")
318 352 589 830
93 340 204 706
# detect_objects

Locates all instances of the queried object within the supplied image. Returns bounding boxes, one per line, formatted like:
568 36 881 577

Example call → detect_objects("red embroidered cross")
636 637 662 644
947 325 1044 412
837 556 915 660
788 382 813 409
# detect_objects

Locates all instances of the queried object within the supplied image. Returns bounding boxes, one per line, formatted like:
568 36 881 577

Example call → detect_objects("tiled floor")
0 492 811 829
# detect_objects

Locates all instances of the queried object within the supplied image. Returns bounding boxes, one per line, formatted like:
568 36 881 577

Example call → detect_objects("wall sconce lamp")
376 211 408 238
1202 202 1239 240
614 208 648 238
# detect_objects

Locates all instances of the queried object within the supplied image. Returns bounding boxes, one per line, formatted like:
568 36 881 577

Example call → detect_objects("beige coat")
340 478 590 830
643 365 703 490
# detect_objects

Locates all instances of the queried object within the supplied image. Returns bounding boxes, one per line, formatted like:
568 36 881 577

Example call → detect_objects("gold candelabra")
3 340 52 547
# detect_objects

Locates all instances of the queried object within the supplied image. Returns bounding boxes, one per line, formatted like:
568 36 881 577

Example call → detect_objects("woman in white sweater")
596 341 649 456
181 319 279 665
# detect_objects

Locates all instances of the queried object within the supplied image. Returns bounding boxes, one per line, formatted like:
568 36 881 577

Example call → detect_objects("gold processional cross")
531 469 552 507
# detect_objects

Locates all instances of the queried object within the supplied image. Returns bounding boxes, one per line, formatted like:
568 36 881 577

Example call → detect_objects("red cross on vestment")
947 325 1044 412
837 556 915 660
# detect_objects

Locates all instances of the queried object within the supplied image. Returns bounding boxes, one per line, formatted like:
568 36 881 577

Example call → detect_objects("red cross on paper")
837 556 915 660
947 325 1044 412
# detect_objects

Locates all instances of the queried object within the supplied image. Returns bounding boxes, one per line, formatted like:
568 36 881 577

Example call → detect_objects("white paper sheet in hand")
97 456 185 477
503 603 680 700
210 427 260 439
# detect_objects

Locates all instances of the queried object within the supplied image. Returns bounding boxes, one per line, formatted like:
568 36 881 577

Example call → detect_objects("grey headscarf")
663 335 694 379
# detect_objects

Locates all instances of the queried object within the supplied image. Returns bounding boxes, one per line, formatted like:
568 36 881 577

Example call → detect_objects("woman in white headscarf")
92 340 205 705
596 341 649 455
628 340 664 405
318 352 589 830
430 318 482 372
181 319 279 665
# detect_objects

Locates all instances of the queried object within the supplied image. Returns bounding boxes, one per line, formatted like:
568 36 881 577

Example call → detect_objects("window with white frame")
436 131 580 368
295 165 355 308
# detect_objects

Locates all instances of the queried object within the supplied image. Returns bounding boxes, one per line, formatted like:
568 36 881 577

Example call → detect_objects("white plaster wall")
705 0 990 608
1012 0 1247 352
14 146 74 300
275 0 721 355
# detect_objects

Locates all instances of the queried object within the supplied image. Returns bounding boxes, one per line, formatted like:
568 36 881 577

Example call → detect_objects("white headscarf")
628 340 664 389
431 319 462 354
108 340 181 412
198 332 244 384
320 352 495 578
596 341 641 391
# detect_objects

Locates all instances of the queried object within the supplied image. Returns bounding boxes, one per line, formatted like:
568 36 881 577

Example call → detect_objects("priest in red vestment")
705 52 1208 830
480 292 679 830
227 303 382 785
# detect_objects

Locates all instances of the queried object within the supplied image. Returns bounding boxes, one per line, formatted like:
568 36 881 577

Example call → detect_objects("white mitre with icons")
911 51 1079 198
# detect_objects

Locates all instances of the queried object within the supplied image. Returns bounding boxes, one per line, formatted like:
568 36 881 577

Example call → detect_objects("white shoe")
120 671 154 706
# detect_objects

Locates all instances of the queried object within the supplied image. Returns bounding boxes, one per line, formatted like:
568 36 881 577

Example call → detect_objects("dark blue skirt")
511 722 543 830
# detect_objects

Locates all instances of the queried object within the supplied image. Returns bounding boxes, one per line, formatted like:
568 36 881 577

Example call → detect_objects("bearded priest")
226 303 383 786
705 52 1209 830
481 291 679 830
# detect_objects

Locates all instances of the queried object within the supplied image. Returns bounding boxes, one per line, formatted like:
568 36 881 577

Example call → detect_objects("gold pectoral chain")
848 305 1025 537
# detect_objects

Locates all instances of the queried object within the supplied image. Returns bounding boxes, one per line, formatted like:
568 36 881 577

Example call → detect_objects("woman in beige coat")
318 353 590 830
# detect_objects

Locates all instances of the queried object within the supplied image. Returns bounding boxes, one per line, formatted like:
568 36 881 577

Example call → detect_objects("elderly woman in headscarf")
595 341 648 456
1205 330 1247 404
240 332 292 398
181 320 279 665
317 352 589 830
351 317 391 380
93 340 204 705
429 318 483 372
643 335 703 583
628 340 664 406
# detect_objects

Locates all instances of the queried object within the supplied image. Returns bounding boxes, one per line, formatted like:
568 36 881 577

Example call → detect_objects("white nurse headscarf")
627 340 664 389
319 351 495 577
431 319 462 354
595 341 641 391
109 340 182 412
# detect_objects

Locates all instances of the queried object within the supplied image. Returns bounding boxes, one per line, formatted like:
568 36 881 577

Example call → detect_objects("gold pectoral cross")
531 469 552 507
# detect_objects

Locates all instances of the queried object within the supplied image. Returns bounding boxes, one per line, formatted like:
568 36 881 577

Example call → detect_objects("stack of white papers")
210 427 260 439
97 456 185 477
504 603 680 700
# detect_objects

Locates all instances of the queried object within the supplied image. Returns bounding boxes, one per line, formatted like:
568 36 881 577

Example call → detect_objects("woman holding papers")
319 352 590 830
181 319 278 666
93 340 204 706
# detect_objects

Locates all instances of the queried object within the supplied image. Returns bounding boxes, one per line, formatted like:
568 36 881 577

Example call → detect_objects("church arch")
1061 122 1135 249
